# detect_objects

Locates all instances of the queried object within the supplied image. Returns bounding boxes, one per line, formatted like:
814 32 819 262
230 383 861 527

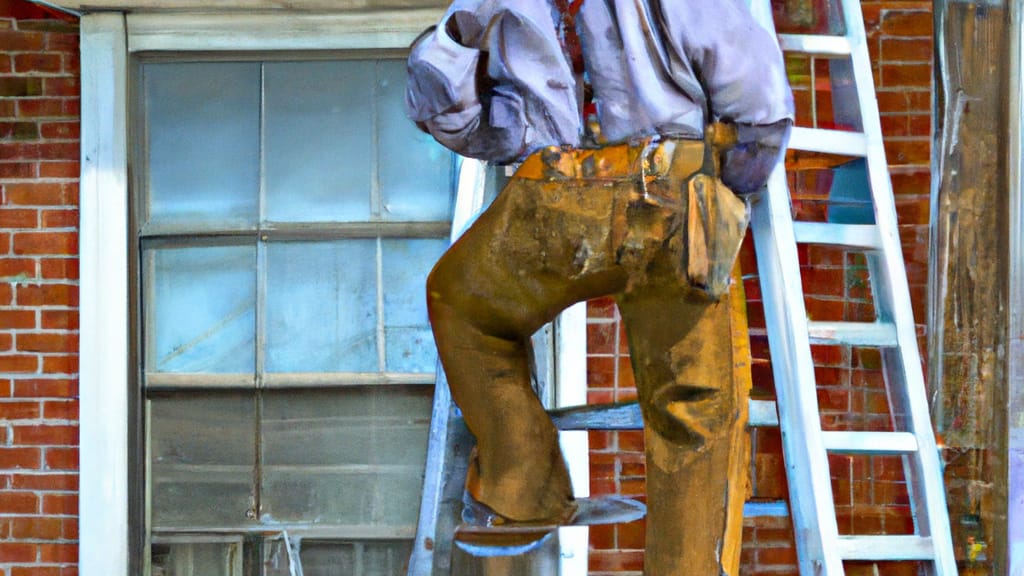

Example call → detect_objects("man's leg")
617 257 751 575
427 170 631 522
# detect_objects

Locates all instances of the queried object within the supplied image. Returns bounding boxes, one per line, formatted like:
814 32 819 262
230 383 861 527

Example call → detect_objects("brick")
9 516 62 540
41 209 76 228
0 401 40 420
42 77 78 98
40 310 76 330
0 99 14 116
0 76 43 97
42 354 76 373
37 161 77 178
12 472 78 491
12 378 76 398
39 258 77 280
0 543 36 563
877 89 930 114
16 98 64 118
0 332 11 351
41 492 75 515
16 283 77 307
0 121 39 140
3 183 76 206
38 543 77 563
41 399 76 421
43 447 76 470
0 309 37 331
18 332 74 353
45 32 79 53
0 354 38 373
12 424 78 446
880 10 932 37
884 138 931 166
0 491 38 514
0 208 38 228
880 63 931 89
0 161 36 179
881 37 932 63
0 257 36 279
14 229 77 256
14 53 63 74
587 321 617 355
38 120 78 140
0 447 41 470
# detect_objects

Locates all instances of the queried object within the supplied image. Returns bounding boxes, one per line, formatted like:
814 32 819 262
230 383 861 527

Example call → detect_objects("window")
136 56 454 575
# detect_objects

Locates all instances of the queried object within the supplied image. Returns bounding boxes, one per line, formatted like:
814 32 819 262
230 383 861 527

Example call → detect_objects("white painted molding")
79 13 130 576
556 302 589 576
126 10 444 52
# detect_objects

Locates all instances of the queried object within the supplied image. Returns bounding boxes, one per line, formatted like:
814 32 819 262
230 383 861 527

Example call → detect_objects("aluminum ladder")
747 0 957 573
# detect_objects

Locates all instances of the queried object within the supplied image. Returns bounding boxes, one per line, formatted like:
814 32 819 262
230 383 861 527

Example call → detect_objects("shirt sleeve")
405 0 580 164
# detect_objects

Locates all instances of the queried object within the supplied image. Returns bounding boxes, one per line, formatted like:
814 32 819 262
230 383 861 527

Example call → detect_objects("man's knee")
645 382 738 449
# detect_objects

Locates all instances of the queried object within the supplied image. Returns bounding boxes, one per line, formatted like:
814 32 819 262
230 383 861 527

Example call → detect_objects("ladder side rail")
751 165 845 576
842 1 957 571
408 157 488 576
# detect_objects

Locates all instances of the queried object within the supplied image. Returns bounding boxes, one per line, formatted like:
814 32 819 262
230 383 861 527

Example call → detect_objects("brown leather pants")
427 139 751 575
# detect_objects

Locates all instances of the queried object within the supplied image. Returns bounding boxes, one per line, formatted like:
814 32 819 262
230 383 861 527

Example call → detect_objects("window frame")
80 11 589 576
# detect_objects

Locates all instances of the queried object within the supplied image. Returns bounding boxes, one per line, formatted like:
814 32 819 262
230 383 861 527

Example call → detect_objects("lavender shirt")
406 0 794 193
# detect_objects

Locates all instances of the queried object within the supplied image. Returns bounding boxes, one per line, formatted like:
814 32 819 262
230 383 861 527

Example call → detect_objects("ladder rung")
789 127 868 156
778 33 852 56
836 535 936 561
807 321 898 346
792 222 881 249
749 399 779 427
822 431 918 454
550 399 782 430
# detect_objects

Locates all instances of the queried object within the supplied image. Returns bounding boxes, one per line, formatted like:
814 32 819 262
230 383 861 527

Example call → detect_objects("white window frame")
79 11 588 576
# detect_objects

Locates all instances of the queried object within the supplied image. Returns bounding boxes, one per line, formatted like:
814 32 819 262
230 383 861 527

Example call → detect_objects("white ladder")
747 0 957 573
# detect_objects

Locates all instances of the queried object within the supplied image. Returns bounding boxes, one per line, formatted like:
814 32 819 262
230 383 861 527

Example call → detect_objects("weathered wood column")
931 1 1014 573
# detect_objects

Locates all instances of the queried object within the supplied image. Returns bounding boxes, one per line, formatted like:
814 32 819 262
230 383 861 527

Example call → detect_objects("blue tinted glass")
265 240 378 372
147 244 256 373
145 62 260 228
381 239 447 372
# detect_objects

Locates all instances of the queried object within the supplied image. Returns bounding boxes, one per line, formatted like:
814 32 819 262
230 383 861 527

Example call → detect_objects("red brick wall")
0 1 81 574
586 1 934 575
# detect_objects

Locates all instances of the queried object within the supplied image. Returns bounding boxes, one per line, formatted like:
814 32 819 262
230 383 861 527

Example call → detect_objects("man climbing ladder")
405 1 793 573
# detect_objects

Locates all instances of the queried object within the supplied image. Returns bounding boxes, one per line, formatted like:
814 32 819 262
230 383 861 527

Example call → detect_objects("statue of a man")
406 1 793 573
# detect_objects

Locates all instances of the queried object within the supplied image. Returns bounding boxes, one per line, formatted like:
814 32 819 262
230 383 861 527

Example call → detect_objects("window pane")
144 62 260 228
264 240 378 373
376 61 454 222
150 542 242 576
260 387 432 526
264 61 374 222
381 239 447 372
149 393 256 528
300 541 413 576
145 244 256 374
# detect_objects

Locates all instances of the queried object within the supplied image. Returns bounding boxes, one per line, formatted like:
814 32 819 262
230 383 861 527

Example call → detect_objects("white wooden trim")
79 13 130 576
126 10 443 53
556 302 589 576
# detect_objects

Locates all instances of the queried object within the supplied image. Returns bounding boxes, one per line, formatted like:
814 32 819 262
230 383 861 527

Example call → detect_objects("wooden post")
931 1 1013 572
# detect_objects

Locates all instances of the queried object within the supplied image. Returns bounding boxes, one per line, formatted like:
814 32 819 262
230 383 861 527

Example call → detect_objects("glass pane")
144 62 260 228
381 239 447 372
149 393 256 528
145 244 256 374
301 541 413 576
264 61 374 222
377 60 454 222
150 541 242 576
260 387 432 526
264 240 378 373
